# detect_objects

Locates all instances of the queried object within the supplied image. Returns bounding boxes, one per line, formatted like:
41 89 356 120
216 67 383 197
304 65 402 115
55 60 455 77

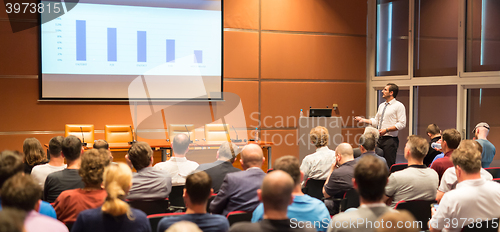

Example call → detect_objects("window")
465 0 500 72
414 0 458 77
376 0 409 76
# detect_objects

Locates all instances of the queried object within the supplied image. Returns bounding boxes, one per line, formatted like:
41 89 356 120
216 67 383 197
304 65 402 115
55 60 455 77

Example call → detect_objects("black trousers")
378 136 399 168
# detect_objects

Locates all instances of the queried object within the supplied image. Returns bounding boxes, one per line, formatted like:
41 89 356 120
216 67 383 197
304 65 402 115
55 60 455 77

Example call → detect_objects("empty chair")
204 124 230 142
390 163 408 173
104 125 134 144
340 188 360 212
126 198 169 215
394 200 435 230
65 124 94 147
484 167 500 178
301 178 326 200
147 212 185 232
226 211 253 226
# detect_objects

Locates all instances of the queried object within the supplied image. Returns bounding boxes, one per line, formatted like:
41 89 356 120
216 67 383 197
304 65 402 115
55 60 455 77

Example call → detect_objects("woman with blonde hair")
23 137 48 174
72 163 151 232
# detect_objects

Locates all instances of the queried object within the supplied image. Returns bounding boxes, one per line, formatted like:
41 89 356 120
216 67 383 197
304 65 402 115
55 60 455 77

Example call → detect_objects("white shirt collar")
456 178 485 189
316 146 330 152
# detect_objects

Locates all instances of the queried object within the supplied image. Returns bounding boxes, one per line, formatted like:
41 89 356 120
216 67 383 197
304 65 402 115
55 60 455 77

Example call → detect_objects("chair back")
204 124 230 142
390 163 408 173
303 178 326 200
226 211 253 226
394 200 435 230
340 188 359 212
485 167 500 178
147 212 185 232
493 178 500 184
127 198 169 215
462 218 500 232
169 185 185 207
104 125 133 144
65 124 94 146
169 124 195 143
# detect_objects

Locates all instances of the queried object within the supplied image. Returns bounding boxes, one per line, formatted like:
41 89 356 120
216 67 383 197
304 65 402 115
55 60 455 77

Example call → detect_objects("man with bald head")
323 143 357 215
154 133 199 186
210 144 267 216
230 170 316 232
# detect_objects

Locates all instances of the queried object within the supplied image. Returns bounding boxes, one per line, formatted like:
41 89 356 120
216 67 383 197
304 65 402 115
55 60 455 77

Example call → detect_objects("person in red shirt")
53 149 110 224
430 129 461 180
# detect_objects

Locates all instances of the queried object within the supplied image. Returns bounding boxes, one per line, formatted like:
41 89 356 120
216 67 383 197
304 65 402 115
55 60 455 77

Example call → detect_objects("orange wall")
0 0 367 164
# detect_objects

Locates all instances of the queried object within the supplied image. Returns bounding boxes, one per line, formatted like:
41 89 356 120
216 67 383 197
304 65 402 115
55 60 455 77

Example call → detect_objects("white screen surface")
41 0 222 100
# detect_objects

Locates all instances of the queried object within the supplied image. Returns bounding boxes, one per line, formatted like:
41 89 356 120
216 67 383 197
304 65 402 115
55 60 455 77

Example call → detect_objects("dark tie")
378 102 389 129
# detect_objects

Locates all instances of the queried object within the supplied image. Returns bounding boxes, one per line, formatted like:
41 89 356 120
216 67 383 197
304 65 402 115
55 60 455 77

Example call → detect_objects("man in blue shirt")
473 122 496 168
157 171 229 232
252 156 330 232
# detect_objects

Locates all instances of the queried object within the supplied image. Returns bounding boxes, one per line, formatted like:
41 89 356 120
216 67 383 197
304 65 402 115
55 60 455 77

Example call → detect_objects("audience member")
23 137 48 174
430 129 461 180
154 133 199 186
252 156 330 232
472 122 496 168
375 211 419 232
53 149 110 223
229 170 316 232
93 139 109 150
166 221 202 232
0 150 56 218
0 207 26 232
423 124 442 167
1 174 68 232
31 136 67 189
210 144 266 216
44 135 85 203
71 163 151 232
300 126 336 187
157 171 229 232
355 133 388 170
353 127 384 158
323 143 356 214
328 155 393 232
126 141 172 200
428 144 500 232
196 142 241 193
93 139 114 162
435 140 492 203
383 135 438 207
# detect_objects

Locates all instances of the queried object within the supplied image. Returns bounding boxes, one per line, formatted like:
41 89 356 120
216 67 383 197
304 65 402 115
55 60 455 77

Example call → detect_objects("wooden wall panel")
261 33 366 81
224 80 259 128
224 0 259 29
0 78 132 132
261 82 366 128
224 31 259 78
261 130 298 165
262 0 367 35
0 22 38 75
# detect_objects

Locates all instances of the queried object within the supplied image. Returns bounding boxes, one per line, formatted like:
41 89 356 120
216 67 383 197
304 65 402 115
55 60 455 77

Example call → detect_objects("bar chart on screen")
41 2 221 76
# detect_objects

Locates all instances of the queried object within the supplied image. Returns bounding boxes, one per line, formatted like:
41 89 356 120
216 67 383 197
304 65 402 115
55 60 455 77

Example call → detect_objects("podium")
298 117 342 162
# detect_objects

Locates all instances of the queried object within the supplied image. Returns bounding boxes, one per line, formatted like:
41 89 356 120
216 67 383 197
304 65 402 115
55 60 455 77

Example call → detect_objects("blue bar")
194 50 202 63
137 31 146 62
107 28 117 62
76 20 86 61
166 39 175 63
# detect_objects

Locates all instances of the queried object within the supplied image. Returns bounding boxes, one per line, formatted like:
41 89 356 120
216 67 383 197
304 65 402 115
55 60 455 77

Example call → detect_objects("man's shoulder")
46 169 65 179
